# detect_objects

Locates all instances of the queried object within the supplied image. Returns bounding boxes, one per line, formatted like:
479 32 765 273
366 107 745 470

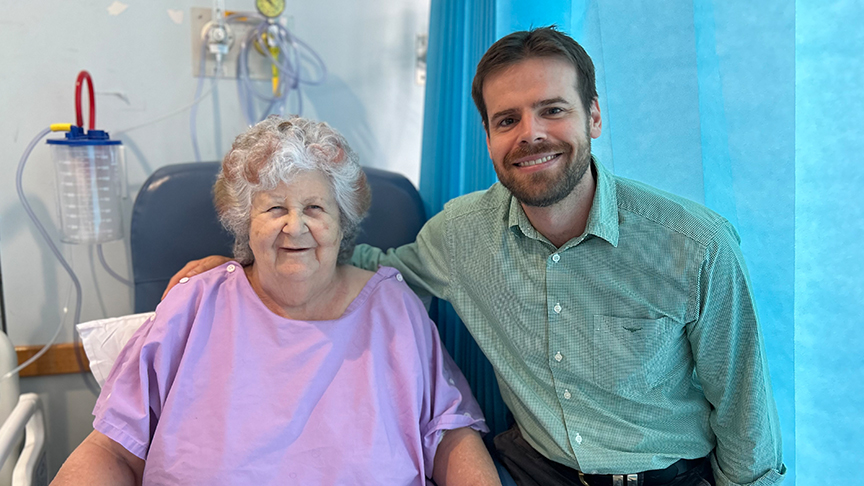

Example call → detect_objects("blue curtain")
794 0 864 483
420 1 863 482
419 0 505 437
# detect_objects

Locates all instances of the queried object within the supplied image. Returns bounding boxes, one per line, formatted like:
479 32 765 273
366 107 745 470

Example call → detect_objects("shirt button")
553 303 562 314
575 433 583 445
563 389 571 400
552 253 560 263
179 277 189 284
226 264 236 272
554 352 563 362
396 273 404 282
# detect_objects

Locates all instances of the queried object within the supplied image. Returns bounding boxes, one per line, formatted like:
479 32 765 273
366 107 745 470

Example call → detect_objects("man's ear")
589 98 602 139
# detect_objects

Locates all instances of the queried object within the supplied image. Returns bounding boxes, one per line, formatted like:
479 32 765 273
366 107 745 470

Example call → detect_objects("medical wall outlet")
191 7 293 80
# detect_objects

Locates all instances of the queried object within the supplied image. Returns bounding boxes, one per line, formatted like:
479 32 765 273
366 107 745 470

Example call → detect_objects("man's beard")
495 137 592 208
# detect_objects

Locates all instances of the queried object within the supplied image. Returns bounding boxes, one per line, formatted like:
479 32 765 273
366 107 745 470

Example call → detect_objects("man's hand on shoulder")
162 256 232 299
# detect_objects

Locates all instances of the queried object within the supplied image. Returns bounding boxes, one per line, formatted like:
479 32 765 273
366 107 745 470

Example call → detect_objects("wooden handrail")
15 343 90 377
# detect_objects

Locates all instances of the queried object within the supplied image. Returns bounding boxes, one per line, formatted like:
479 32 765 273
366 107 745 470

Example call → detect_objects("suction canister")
47 126 124 244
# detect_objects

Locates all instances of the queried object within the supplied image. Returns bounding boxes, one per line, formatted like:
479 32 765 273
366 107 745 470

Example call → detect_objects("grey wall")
0 0 429 478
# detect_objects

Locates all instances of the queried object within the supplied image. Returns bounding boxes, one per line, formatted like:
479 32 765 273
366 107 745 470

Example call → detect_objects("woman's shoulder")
341 264 377 288
159 261 245 314
351 266 413 297
351 266 430 321
142 261 248 351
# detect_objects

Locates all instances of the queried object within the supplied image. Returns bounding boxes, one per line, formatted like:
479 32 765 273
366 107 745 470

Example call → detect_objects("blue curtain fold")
419 0 863 482
419 0 508 436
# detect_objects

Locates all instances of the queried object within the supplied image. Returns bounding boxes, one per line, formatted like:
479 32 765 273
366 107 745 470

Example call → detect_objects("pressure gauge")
256 0 285 18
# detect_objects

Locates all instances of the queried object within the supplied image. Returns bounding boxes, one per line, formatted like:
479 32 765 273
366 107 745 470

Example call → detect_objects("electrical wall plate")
190 7 294 80
415 33 427 85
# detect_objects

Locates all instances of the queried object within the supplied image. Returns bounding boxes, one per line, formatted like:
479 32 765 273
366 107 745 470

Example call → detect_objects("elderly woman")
53 116 500 486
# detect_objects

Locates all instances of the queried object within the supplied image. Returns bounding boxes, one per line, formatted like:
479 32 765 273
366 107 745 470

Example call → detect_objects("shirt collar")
507 157 620 247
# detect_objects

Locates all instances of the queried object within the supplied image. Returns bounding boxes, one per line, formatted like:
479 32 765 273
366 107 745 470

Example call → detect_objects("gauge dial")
256 0 285 18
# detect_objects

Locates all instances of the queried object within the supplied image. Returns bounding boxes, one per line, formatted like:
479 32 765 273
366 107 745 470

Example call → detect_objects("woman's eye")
267 206 285 212
307 205 323 211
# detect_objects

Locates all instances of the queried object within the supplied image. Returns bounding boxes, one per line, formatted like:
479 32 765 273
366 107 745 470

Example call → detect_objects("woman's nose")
281 211 308 234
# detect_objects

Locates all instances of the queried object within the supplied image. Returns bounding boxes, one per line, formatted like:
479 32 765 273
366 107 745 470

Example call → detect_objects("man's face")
483 56 601 207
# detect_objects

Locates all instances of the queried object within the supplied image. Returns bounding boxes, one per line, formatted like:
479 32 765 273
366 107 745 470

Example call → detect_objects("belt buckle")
577 472 638 486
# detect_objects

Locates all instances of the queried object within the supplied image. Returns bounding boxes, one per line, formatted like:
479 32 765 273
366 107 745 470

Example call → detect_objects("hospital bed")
0 332 47 486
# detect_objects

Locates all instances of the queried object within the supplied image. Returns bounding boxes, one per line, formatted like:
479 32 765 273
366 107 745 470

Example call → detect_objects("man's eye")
498 117 516 127
546 107 564 115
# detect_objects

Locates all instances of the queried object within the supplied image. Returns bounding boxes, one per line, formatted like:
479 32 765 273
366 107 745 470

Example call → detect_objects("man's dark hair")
471 26 597 132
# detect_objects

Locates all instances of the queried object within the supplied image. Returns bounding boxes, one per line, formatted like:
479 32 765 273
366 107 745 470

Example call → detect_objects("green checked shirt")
352 159 785 486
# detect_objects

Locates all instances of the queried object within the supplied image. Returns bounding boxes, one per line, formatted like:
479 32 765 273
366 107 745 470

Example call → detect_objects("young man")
171 27 785 486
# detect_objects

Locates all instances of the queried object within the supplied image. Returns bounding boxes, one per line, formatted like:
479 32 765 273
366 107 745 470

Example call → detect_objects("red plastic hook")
75 71 96 130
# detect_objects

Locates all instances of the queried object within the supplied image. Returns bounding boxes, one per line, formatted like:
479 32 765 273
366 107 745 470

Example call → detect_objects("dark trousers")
494 424 715 486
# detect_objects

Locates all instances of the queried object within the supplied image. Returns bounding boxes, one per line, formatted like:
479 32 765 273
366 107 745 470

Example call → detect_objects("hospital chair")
128 162 515 484
0 332 47 486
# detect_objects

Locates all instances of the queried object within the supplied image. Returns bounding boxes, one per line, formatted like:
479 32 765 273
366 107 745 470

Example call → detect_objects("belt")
576 457 705 486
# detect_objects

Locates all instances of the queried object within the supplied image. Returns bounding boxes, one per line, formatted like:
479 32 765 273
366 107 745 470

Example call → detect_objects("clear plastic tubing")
6 127 83 380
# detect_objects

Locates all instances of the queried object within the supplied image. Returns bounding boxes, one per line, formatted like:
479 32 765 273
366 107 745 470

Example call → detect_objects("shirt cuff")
710 454 787 486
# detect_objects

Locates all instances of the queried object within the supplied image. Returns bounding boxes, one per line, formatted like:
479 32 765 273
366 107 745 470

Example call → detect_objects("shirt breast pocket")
591 315 683 398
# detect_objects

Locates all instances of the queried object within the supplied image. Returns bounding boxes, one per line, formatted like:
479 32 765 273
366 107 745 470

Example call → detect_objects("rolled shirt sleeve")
689 222 786 485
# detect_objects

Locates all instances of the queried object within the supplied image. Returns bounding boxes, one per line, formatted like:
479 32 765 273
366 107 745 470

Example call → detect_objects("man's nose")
518 115 546 144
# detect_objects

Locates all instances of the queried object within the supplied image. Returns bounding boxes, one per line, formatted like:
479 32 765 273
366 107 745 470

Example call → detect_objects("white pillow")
76 312 155 387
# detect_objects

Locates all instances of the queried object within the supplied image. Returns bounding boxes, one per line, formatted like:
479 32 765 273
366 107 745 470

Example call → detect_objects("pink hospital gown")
93 263 487 485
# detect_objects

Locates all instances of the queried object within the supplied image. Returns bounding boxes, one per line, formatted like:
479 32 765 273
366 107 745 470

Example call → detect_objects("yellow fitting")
50 123 73 132
270 45 281 96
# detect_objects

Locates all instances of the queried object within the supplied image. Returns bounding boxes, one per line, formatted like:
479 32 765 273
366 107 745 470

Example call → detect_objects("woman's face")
248 170 342 283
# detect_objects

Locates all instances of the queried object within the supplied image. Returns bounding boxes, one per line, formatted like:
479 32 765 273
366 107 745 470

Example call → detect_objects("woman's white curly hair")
214 115 371 265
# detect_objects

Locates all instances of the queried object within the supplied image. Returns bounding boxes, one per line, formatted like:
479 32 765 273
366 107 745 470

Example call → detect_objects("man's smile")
514 153 562 168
